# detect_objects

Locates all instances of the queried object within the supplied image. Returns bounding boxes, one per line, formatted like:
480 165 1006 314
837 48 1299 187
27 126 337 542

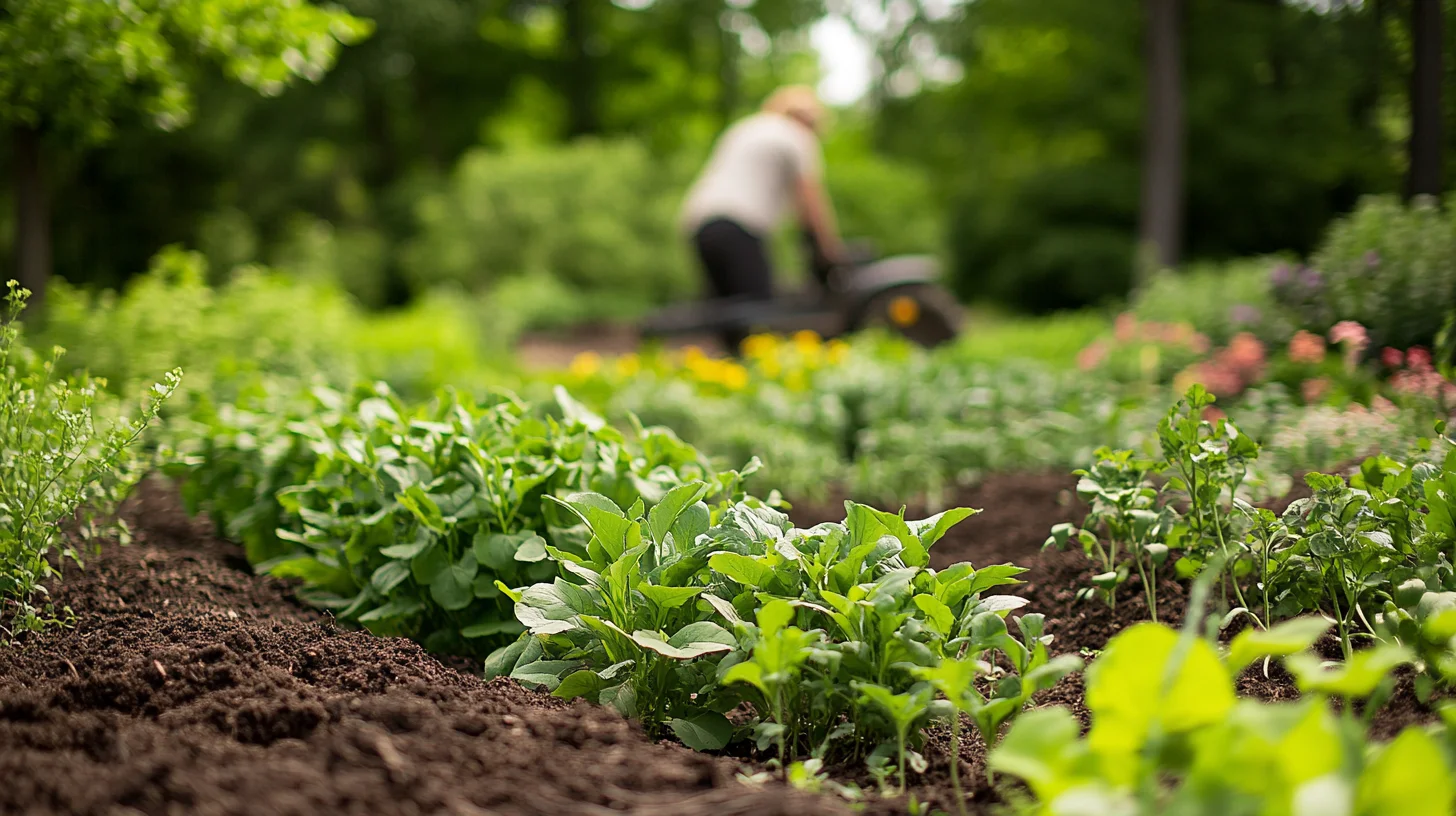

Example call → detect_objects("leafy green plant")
990 572 1446 816
492 482 1078 796
1045 448 1172 618
167 382 719 657
1 282 180 640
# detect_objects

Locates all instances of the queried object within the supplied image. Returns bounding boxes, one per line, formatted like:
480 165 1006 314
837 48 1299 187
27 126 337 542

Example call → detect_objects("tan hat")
762 85 828 133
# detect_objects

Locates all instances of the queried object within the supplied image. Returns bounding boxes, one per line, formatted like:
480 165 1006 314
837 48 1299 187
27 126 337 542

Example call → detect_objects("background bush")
1287 194 1456 351
1132 256 1290 347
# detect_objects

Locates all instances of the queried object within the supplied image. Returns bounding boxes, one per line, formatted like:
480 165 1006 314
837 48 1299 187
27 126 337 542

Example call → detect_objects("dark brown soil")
3 470 1439 816
0 477 844 816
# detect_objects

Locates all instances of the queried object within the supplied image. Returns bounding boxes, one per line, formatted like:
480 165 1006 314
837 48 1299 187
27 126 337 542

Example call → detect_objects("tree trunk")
1137 0 1185 283
12 125 50 313
1406 0 1444 199
717 2 739 130
563 0 599 138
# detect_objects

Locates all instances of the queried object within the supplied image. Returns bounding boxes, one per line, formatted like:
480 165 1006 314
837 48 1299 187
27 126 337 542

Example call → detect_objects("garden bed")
1 472 1442 815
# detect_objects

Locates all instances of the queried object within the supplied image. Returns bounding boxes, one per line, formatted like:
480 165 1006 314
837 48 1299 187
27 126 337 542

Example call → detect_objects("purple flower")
1300 267 1324 290
1364 250 1381 270
1229 304 1261 326
1270 263 1293 287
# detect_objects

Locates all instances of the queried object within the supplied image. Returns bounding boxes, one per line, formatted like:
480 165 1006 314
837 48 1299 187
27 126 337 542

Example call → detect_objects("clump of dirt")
0 477 845 816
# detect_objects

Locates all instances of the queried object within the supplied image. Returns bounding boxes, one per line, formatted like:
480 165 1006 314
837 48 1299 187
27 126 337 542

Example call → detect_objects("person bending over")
678 85 847 353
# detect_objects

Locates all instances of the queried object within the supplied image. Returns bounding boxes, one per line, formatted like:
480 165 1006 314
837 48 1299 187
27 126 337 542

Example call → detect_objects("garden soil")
1 472 1441 816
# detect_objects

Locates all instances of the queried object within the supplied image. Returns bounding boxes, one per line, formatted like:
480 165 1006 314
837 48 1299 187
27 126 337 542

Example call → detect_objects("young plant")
0 281 180 641
1046 447 1173 618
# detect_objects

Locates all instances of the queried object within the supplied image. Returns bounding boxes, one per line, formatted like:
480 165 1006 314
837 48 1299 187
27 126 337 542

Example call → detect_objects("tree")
0 0 371 309
1138 0 1185 279
1407 0 1444 198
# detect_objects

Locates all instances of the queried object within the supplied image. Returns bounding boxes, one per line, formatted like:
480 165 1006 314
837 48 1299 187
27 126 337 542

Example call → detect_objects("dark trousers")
692 218 773 354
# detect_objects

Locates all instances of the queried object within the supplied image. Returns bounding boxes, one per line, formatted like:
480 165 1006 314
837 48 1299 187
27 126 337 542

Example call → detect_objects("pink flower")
1372 395 1398 415
1078 341 1108 372
1202 406 1227 422
1381 347 1404 369
1199 362 1246 399
1329 321 1369 351
1190 332 1211 354
1302 377 1330 403
1288 331 1326 365
1115 313 1138 343
1407 347 1433 370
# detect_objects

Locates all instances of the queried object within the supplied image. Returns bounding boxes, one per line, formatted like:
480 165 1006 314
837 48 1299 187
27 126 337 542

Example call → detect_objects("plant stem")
949 714 966 816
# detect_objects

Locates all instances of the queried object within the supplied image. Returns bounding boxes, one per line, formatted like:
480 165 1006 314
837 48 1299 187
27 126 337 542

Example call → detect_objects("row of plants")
1052 385 1456 686
992 583 1456 815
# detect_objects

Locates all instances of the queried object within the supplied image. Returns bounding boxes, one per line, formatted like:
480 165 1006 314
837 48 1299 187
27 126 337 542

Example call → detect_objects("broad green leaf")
964 564 1029 597
671 502 712 553
357 596 424 623
430 554 478 611
640 584 704 610
649 482 710 547
1286 644 1413 699
1226 616 1332 673
1085 622 1234 784
908 507 979 551
670 711 733 751
631 628 733 659
475 531 527 572
1355 727 1453 816
757 598 795 636
411 542 451 584
553 669 605 700
461 618 524 638
398 485 446 533
722 661 767 694
912 594 954 636
668 621 736 649
379 529 432 559
370 560 410 594
512 659 580 691
514 534 549 563
988 707 1088 801
708 552 772 588
483 637 528 680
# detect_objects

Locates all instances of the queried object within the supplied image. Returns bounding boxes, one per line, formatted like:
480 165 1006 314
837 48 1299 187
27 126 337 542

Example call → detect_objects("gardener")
679 85 848 353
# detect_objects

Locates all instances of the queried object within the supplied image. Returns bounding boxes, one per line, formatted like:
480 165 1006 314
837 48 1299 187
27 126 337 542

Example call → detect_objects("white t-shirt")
679 112 823 237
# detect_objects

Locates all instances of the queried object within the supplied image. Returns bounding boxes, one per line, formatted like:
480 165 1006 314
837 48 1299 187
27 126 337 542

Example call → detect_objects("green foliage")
165 383 719 656
40 246 358 405
39 246 517 407
923 0 1393 312
0 282 179 641
492 484 1079 778
402 140 697 321
990 613 1448 816
0 0 371 141
1284 194 1456 350
1132 257 1291 347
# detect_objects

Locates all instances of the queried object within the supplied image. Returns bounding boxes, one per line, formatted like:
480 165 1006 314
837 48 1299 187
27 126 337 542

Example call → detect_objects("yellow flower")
742 333 777 359
721 362 749 391
792 330 821 354
825 339 849 365
759 356 782 379
614 353 640 377
569 351 602 378
784 370 807 392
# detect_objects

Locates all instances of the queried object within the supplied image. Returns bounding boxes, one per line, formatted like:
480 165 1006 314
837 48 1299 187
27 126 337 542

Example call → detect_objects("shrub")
1132 256 1291 347
402 140 697 321
1281 194 1456 351
39 246 359 405
1 282 179 641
